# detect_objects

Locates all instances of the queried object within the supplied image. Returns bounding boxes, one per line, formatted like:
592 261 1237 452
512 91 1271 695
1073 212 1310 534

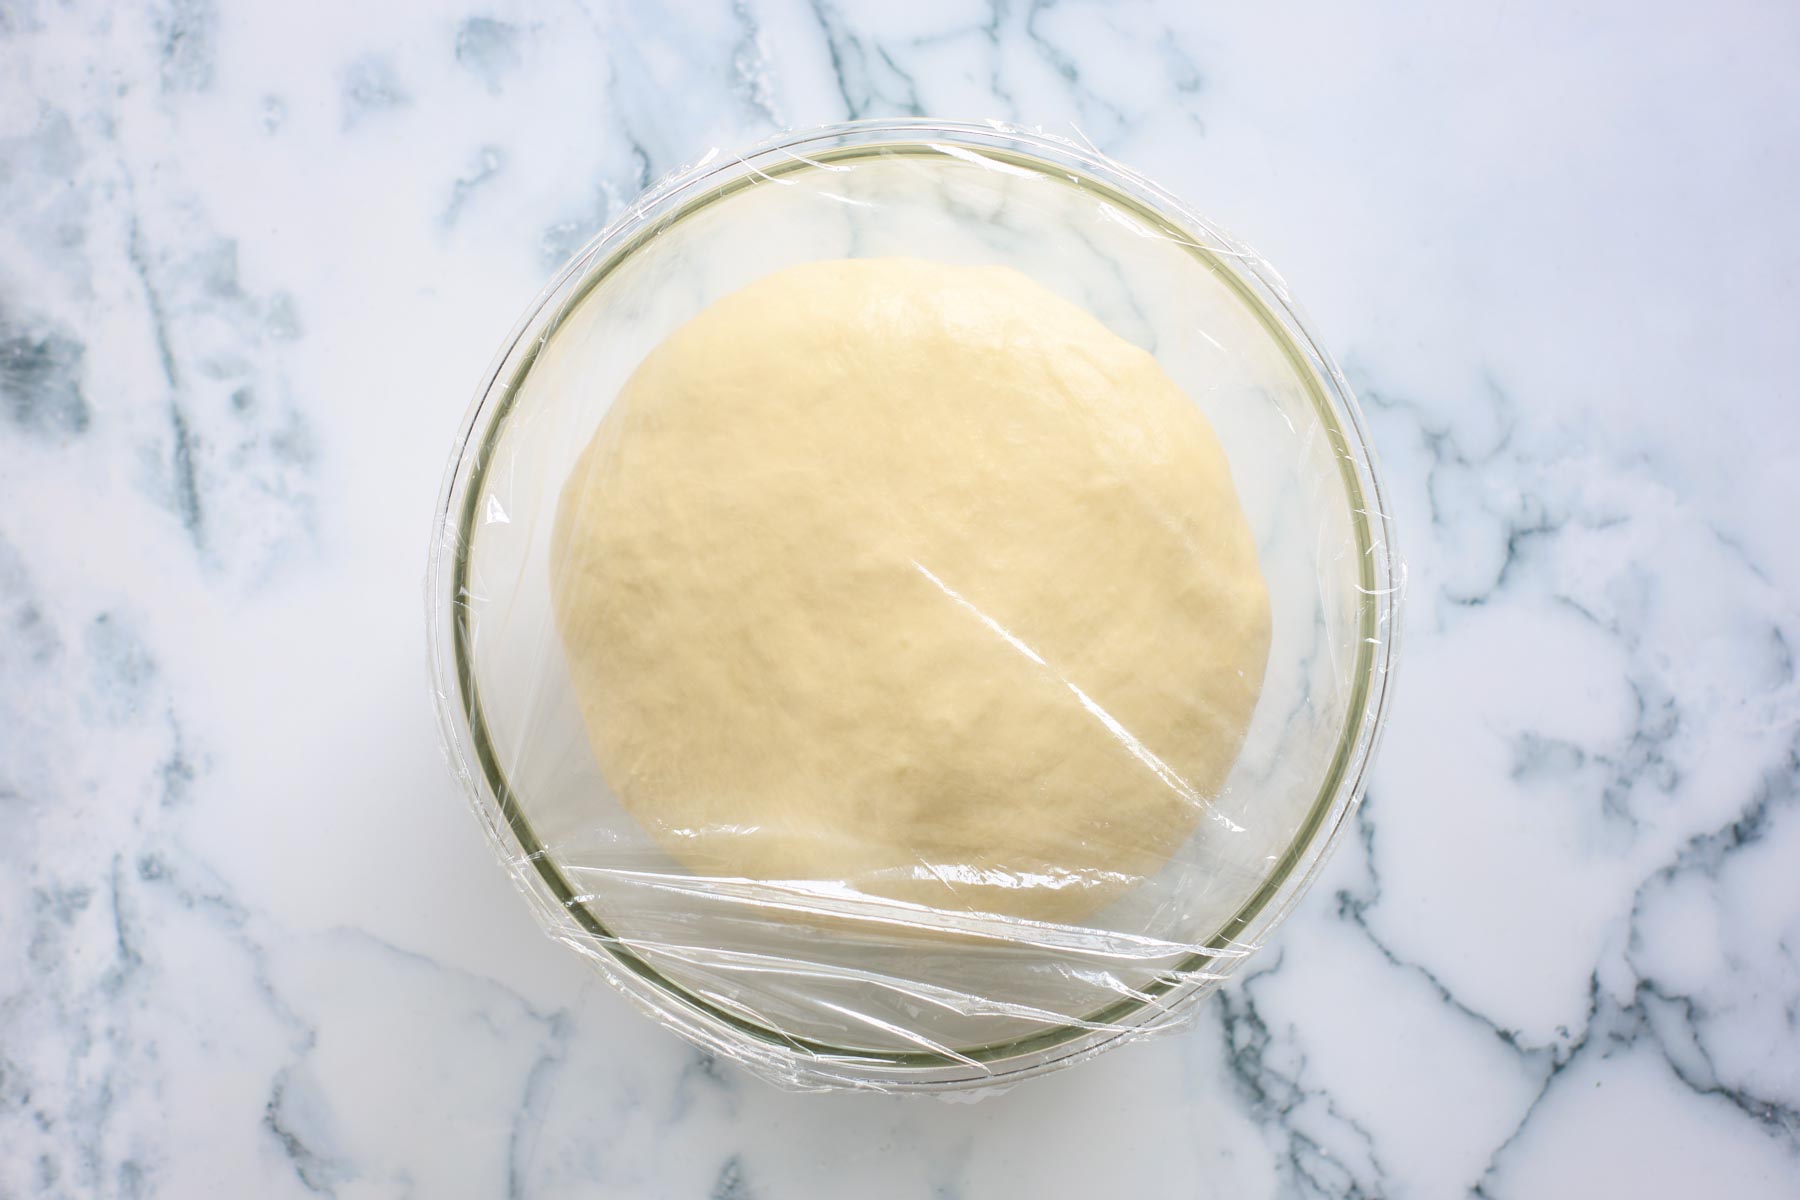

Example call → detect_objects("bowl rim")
426 118 1402 1090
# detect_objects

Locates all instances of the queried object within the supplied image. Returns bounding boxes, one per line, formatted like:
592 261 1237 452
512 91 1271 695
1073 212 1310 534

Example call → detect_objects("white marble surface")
3 1 1798 1196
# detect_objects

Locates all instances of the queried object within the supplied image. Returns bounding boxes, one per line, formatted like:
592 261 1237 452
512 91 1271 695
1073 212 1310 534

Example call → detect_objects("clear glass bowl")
427 120 1400 1092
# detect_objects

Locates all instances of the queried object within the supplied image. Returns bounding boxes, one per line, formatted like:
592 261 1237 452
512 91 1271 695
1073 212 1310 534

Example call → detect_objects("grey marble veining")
2 1 1798 1196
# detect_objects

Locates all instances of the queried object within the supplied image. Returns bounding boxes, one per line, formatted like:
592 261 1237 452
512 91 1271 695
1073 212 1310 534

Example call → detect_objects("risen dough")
551 258 1269 923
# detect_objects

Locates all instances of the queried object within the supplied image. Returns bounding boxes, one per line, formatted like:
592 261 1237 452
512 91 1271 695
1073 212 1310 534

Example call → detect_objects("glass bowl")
426 120 1399 1092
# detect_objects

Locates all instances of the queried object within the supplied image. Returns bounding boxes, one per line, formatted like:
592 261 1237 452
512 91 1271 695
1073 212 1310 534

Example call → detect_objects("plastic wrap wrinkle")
561 866 1254 960
908 557 1246 835
426 119 1401 1094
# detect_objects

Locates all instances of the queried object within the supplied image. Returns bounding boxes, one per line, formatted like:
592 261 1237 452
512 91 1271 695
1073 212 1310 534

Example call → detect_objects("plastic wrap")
426 120 1400 1093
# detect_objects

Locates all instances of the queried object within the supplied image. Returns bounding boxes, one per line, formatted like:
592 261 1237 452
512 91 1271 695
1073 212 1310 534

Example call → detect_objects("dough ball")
551 258 1269 923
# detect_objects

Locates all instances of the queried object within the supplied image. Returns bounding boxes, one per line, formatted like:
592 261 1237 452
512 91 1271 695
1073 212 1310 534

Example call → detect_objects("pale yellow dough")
551 258 1270 923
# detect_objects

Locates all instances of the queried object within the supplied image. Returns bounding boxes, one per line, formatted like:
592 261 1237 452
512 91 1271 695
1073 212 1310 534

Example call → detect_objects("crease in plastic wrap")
426 120 1402 1094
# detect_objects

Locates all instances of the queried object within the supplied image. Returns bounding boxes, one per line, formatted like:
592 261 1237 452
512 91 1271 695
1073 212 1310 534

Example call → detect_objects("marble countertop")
4 2 1798 1196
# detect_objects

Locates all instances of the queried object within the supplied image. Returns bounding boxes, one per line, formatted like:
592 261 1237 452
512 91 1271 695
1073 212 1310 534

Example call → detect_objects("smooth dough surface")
551 258 1270 923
